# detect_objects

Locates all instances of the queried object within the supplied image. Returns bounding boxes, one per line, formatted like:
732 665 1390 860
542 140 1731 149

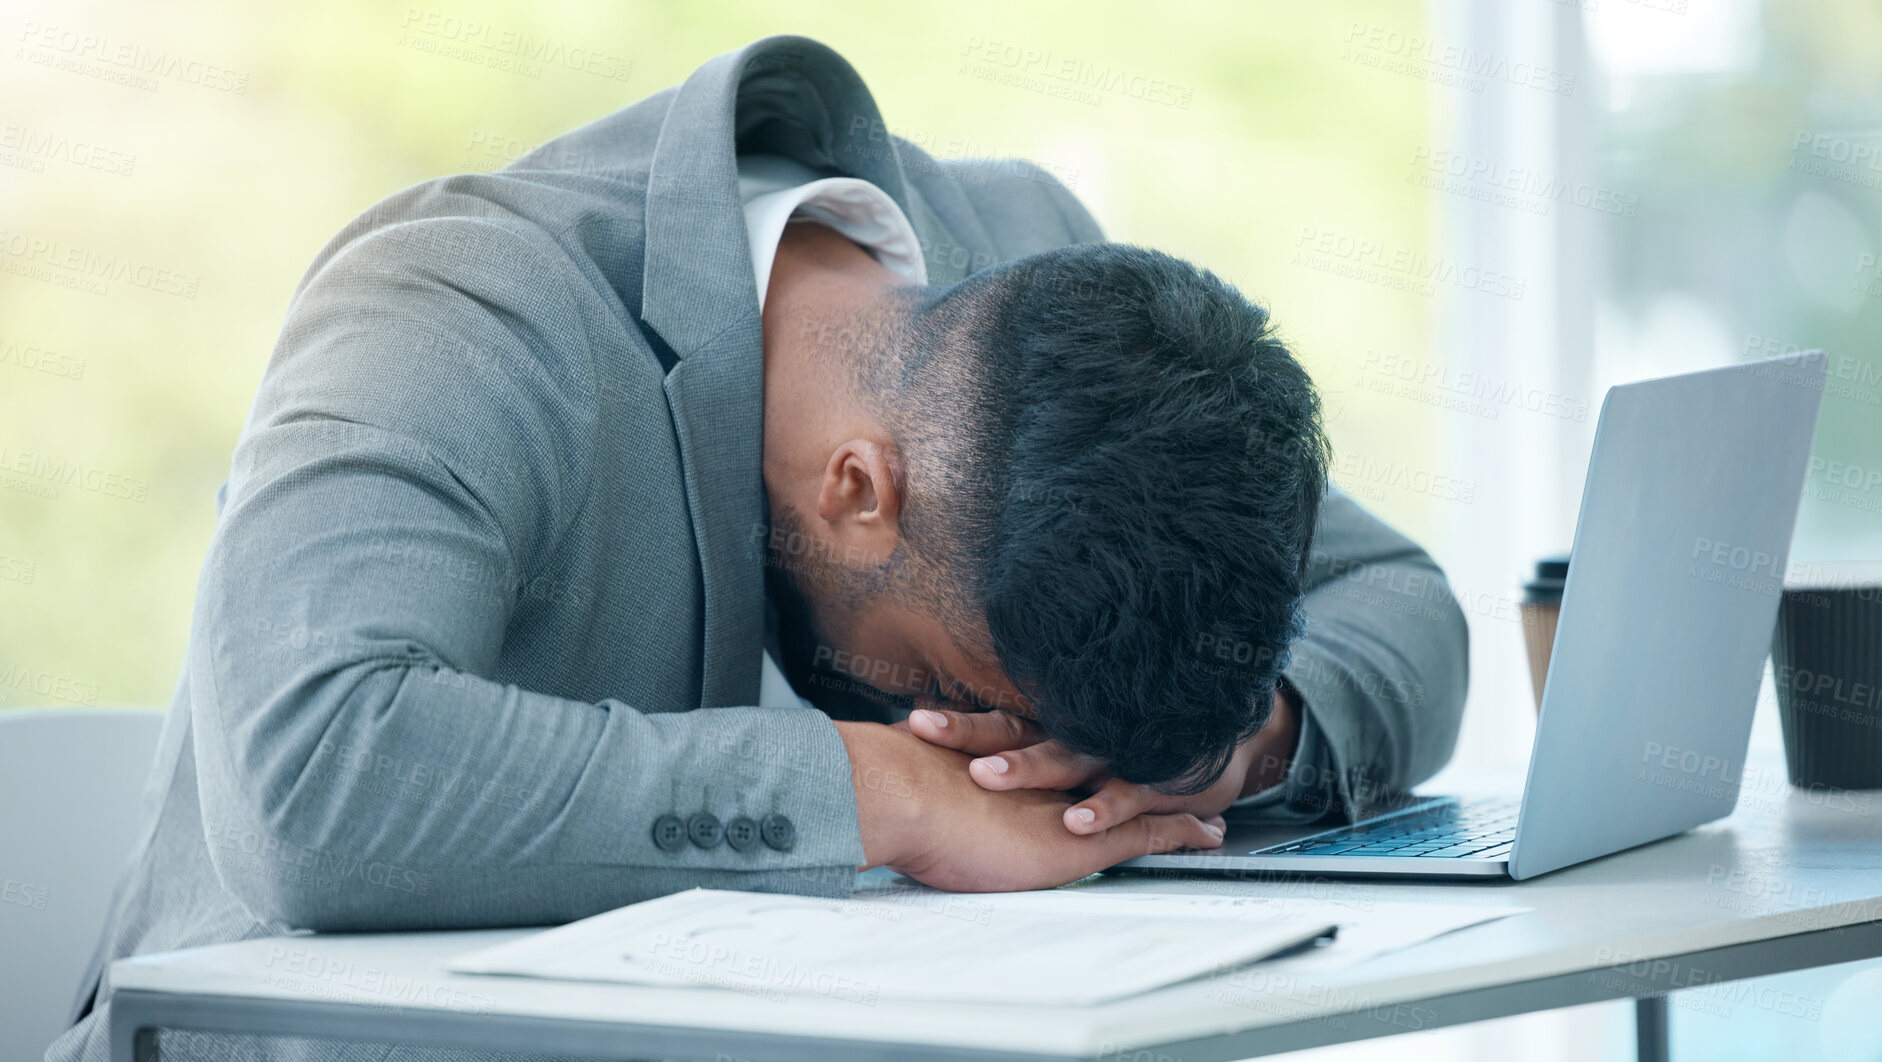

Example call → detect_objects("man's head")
762 236 1329 794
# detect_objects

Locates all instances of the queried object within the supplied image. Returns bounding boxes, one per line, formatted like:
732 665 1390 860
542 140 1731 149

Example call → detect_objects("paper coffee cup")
1519 556 1570 712
1771 561 1882 790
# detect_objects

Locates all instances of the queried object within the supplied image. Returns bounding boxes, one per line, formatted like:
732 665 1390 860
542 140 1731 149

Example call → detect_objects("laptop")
1119 353 1829 881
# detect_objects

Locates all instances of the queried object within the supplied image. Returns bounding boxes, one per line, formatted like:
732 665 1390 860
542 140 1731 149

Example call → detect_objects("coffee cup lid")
1522 554 1571 601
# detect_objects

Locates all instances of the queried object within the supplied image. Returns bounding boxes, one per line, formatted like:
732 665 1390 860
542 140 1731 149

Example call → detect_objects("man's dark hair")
877 243 1331 794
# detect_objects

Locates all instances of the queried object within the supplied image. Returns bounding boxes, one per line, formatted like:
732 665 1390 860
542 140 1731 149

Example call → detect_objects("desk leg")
108 992 161 1062
109 1022 157 1062
1635 995 1669 1062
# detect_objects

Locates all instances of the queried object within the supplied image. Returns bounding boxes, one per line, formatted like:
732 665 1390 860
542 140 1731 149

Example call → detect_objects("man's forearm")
1239 685 1303 798
833 720 919 870
1276 486 1470 818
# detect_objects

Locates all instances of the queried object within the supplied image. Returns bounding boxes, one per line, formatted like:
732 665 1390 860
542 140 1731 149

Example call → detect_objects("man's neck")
759 222 915 512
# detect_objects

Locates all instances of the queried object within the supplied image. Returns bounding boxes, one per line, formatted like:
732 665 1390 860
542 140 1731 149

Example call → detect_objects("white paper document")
449 887 1341 1006
920 886 1524 971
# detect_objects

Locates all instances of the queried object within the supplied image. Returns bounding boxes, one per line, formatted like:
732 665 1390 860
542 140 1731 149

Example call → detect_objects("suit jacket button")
761 813 796 851
652 814 687 852
725 816 759 852
687 812 724 849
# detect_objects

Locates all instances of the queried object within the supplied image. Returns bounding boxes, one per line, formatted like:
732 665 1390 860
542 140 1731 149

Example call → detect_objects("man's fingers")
1063 777 1161 834
971 739 1099 792
1100 812 1226 863
906 708 1042 755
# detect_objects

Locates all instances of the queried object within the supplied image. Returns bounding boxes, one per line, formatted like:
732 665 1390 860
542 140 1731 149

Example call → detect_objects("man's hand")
833 721 1225 892
905 688 1300 836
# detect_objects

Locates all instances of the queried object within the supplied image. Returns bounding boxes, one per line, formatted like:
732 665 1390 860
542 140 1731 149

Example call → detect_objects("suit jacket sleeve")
1239 485 1471 822
190 215 863 933
932 157 1469 824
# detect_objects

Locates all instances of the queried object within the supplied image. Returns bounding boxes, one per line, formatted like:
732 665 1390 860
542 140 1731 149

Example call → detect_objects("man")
51 34 1466 1062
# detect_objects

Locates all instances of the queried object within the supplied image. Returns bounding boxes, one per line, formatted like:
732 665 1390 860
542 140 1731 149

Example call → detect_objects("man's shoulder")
303 168 650 307
256 167 672 519
891 140 1107 275
295 85 680 327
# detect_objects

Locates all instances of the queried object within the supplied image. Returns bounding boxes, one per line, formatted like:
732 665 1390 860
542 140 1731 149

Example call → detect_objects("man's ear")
816 438 904 564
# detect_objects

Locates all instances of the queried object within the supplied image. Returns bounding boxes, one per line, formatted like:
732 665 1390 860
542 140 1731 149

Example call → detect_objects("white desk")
109 754 1882 1062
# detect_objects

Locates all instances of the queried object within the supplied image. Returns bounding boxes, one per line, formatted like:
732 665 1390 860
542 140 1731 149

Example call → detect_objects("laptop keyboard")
1253 797 1520 860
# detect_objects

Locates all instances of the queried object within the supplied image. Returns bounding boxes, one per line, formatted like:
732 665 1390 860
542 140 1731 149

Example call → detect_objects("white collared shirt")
740 154 927 710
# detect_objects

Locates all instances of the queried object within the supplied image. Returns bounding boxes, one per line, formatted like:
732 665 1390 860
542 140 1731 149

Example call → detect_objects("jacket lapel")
641 35 915 708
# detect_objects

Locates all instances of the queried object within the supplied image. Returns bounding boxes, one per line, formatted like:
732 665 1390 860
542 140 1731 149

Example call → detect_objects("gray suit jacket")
52 35 1466 1062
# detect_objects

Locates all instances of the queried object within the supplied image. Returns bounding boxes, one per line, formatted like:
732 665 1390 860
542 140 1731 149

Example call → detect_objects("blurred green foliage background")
0 1 1437 709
